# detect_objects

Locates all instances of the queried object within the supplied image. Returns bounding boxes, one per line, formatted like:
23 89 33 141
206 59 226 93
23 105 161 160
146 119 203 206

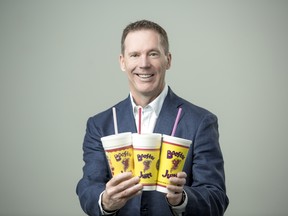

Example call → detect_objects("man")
76 19 229 216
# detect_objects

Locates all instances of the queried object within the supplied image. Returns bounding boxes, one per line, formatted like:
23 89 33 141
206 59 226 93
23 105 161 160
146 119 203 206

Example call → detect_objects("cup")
156 135 192 193
101 132 134 176
132 133 162 191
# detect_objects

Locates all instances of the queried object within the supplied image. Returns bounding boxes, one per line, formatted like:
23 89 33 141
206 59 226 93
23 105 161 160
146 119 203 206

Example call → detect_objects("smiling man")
76 20 229 216
119 28 171 107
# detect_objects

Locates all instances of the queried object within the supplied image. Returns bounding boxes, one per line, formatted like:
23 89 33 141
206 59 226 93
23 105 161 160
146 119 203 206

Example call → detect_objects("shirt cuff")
98 191 117 215
168 190 188 216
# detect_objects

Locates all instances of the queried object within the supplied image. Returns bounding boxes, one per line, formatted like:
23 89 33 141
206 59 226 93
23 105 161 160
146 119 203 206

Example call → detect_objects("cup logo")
114 150 132 161
167 150 185 160
121 158 130 172
171 158 181 172
136 153 155 179
133 147 161 190
143 160 152 173
137 153 155 162
105 146 134 176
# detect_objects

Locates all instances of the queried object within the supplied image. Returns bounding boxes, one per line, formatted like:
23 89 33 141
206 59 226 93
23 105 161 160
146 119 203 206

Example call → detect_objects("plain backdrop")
0 1 287 216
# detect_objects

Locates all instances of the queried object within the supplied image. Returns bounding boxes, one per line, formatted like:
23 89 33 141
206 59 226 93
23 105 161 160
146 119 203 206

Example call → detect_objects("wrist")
101 203 117 214
175 191 186 206
99 191 118 215
167 190 186 207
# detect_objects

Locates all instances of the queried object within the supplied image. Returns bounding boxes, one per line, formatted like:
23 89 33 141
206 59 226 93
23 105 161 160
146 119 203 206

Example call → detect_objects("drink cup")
132 133 162 191
156 135 192 193
101 132 134 176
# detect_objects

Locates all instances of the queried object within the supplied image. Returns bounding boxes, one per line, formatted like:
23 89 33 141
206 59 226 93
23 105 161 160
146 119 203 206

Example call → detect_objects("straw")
138 107 142 134
171 107 182 136
112 107 118 134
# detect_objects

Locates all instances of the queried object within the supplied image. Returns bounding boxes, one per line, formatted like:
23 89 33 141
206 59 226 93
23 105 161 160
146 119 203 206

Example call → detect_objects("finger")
177 171 187 178
116 176 141 193
169 176 186 186
169 172 187 186
166 184 183 194
107 175 141 196
103 177 142 210
105 184 142 211
117 182 143 199
107 172 133 187
166 190 183 199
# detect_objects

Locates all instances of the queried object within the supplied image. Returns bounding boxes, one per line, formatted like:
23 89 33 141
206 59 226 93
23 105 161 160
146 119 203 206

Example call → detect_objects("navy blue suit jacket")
76 87 229 216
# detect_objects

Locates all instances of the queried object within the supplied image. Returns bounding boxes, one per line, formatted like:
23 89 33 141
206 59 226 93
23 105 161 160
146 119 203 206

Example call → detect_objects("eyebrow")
127 49 161 55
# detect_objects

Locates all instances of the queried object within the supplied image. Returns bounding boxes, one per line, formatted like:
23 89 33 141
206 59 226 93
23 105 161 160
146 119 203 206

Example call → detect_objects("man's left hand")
166 172 187 206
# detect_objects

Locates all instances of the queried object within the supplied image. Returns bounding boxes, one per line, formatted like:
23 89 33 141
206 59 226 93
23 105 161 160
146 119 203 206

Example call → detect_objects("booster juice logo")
137 153 155 179
137 153 155 161
121 158 130 172
166 150 185 160
114 151 132 162
161 149 185 179
139 171 152 179
162 170 177 178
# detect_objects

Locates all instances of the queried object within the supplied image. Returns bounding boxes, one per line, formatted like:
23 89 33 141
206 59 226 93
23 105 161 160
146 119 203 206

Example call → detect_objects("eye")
149 52 159 57
130 53 139 58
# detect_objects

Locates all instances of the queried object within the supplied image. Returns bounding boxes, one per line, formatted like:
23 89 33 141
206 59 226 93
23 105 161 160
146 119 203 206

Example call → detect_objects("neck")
131 85 165 108
134 96 154 107
132 86 165 107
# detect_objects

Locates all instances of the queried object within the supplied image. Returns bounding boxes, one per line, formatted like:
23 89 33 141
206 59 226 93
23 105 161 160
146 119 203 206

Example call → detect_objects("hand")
166 171 187 206
102 172 143 212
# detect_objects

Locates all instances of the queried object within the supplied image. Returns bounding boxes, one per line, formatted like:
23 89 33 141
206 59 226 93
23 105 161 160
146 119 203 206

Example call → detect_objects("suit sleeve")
76 117 111 216
184 114 229 215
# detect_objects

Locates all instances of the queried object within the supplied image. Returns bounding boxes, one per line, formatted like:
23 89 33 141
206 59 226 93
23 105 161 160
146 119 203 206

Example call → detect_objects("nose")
139 55 151 68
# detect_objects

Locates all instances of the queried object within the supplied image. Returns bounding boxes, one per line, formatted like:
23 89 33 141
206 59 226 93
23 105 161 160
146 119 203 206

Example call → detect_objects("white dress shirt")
131 84 168 134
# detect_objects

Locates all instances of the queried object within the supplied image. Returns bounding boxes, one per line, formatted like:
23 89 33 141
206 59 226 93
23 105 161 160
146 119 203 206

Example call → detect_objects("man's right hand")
101 172 143 212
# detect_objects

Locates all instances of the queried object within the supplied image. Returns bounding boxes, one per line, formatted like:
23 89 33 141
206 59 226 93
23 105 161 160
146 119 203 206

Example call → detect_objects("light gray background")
0 1 287 216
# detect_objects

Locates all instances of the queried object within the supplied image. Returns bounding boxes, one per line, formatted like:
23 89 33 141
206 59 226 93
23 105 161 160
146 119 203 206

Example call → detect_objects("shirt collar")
130 84 168 117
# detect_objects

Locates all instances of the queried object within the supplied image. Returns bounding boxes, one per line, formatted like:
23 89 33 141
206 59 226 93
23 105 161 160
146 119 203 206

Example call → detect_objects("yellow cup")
101 132 134 176
132 133 162 191
156 135 192 193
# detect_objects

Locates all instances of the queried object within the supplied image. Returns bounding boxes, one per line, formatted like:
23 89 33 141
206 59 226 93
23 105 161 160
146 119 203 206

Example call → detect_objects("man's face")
119 30 171 104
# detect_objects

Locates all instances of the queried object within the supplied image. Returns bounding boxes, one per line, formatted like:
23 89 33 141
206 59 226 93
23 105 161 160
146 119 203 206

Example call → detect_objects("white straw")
112 107 118 134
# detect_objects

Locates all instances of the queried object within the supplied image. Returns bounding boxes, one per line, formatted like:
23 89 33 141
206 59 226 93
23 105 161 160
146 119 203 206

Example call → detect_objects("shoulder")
86 96 131 133
90 96 130 120
168 87 217 120
180 97 218 134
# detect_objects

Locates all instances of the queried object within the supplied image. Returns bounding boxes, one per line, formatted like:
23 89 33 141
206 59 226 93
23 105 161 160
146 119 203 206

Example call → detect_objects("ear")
166 52 172 70
119 54 126 71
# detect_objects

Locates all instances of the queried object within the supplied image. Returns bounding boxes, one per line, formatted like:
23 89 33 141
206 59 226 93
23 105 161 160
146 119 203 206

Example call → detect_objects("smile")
136 74 154 78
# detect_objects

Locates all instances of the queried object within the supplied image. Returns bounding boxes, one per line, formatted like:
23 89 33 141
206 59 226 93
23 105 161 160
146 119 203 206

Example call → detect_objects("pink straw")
112 107 118 134
138 107 142 134
171 107 182 136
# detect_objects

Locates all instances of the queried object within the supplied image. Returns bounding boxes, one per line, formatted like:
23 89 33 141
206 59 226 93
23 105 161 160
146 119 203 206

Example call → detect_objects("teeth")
138 74 152 78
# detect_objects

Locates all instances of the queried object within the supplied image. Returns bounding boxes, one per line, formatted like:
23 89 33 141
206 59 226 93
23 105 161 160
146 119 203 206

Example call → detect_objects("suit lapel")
154 88 184 136
115 96 138 134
